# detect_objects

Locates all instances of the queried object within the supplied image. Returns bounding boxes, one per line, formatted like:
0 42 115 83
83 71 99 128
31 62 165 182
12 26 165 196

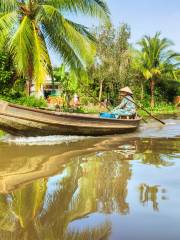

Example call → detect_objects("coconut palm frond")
0 0 17 12
165 51 180 63
46 0 110 23
11 179 47 229
9 16 34 76
0 11 17 48
32 23 51 89
0 0 109 89
65 19 96 42
142 69 152 80
41 20 84 70
138 32 179 77
62 17 96 67
65 221 111 240
41 4 96 68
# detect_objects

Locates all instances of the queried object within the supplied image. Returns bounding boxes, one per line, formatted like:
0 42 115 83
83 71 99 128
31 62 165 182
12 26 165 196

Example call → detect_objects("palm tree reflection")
0 162 112 239
0 138 176 239
136 139 175 167
64 222 111 240
0 179 47 239
139 184 159 211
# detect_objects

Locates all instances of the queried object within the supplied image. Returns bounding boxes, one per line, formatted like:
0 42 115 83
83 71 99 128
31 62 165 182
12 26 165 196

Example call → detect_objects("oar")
80 83 161 123
124 96 166 125
82 90 147 122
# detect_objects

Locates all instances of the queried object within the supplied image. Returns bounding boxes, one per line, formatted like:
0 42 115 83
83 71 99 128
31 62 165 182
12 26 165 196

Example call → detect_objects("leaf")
9 16 34 76
32 22 51 90
46 0 110 23
143 69 152 80
0 11 17 48
0 0 17 12
40 4 96 69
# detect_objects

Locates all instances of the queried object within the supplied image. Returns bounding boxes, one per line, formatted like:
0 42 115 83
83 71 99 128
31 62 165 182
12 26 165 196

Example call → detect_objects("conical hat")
120 86 133 95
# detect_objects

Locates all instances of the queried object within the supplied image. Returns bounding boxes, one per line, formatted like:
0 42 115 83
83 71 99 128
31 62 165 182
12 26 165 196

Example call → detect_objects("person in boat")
73 93 80 108
111 86 136 119
99 86 136 119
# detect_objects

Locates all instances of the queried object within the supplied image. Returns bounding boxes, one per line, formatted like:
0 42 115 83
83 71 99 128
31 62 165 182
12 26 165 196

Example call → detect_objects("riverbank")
138 104 180 117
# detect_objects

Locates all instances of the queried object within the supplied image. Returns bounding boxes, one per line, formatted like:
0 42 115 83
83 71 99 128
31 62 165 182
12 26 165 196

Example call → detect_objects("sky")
51 0 180 66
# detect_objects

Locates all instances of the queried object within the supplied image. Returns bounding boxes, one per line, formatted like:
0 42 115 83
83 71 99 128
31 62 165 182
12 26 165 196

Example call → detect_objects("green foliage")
0 6 179 114
0 95 47 108
138 103 178 116
0 0 110 90
137 32 178 80
53 64 91 107
136 32 180 107
0 130 5 137
86 29 180 109
16 96 47 108
53 65 78 94
0 51 14 94
88 23 132 105
0 50 27 99
156 80 180 102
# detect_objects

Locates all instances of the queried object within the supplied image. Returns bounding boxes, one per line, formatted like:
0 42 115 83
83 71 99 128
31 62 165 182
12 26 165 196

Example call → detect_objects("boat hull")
0 100 141 136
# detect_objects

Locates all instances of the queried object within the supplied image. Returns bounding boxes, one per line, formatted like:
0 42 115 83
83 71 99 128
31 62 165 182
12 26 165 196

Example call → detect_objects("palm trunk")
140 80 144 100
26 60 33 96
25 80 31 96
99 80 103 102
150 79 155 108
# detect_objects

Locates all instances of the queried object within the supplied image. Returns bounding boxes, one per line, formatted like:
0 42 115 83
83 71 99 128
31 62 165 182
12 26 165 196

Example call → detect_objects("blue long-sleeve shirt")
111 96 136 118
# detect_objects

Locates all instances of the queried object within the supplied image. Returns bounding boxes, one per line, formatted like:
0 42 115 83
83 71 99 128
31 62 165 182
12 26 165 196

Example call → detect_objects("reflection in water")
139 184 159 211
0 137 180 239
135 139 174 167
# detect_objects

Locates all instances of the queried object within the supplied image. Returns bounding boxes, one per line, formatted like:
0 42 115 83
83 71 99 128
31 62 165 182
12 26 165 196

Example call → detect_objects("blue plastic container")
99 112 116 119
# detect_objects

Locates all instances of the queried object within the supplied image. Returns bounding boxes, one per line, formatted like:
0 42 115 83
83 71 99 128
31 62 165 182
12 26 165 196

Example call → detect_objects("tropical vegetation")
88 23 132 105
85 25 180 110
0 1 179 113
137 32 180 107
0 0 109 94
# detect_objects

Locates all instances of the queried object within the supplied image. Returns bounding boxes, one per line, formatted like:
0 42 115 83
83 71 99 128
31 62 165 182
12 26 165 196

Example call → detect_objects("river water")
0 115 180 240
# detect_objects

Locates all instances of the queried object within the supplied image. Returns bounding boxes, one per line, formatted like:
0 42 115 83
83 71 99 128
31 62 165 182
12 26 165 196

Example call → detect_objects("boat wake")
3 135 89 146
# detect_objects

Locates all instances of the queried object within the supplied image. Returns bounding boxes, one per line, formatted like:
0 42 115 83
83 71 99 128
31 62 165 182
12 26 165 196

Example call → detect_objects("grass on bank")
138 103 179 117
0 95 47 108
0 130 5 137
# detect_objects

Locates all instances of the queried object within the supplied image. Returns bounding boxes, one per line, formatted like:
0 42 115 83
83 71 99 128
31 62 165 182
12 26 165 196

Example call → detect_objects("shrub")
0 95 47 108
0 130 5 137
16 96 47 108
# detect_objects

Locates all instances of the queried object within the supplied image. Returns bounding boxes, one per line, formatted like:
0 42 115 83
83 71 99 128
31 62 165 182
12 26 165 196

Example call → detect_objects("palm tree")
0 0 109 94
138 32 180 108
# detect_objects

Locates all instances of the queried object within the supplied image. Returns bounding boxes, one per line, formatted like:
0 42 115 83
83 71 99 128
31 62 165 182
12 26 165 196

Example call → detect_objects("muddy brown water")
0 115 180 240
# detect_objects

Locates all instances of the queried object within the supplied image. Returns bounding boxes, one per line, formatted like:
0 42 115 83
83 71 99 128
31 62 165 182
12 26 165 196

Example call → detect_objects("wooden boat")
0 100 141 136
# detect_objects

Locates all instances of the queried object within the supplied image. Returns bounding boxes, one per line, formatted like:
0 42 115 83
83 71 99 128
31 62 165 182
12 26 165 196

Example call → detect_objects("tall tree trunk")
140 80 144 100
26 60 33 96
99 80 103 102
150 79 155 108
25 80 31 96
